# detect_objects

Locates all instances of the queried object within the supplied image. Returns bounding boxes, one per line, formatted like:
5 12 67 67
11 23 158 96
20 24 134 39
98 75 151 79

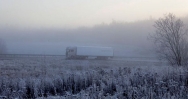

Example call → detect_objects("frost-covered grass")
0 57 187 99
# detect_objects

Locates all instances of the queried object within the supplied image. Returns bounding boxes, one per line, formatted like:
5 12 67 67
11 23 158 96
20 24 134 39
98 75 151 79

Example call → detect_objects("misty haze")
0 0 188 99
2 20 156 56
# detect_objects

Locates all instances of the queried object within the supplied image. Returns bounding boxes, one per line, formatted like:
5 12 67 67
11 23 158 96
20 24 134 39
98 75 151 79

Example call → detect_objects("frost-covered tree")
151 13 188 66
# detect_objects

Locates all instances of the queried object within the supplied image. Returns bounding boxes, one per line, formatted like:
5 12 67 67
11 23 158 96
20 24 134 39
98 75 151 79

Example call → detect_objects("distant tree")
0 38 6 54
151 13 188 66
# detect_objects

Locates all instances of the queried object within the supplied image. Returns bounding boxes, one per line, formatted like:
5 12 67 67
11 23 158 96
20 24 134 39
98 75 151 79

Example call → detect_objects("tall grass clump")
0 65 187 99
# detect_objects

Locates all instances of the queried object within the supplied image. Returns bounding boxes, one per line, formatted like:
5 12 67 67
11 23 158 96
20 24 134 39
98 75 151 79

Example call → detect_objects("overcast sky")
0 0 188 29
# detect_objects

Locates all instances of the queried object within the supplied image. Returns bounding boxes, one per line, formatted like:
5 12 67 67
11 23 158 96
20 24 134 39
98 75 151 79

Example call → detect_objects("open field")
0 56 164 79
0 56 187 99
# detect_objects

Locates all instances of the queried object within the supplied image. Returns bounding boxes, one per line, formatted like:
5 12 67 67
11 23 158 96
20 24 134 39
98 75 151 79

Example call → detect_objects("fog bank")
1 16 188 57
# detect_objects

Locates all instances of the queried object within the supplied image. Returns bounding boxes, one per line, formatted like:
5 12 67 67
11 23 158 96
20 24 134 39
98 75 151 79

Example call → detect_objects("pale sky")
0 0 188 28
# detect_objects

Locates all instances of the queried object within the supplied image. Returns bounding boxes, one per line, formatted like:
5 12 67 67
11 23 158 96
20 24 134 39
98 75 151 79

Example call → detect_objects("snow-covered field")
0 57 187 99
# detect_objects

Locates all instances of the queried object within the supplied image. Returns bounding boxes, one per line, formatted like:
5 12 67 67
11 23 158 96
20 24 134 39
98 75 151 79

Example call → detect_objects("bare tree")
151 13 188 66
0 38 7 54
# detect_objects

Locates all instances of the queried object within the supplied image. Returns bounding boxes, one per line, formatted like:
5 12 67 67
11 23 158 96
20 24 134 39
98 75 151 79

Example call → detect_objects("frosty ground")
0 57 187 99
